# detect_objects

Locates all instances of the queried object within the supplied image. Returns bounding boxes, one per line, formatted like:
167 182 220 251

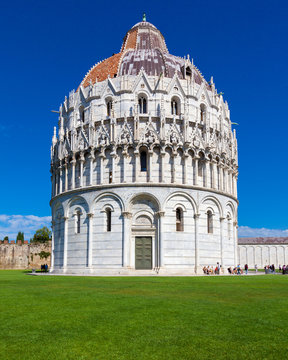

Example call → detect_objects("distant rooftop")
238 237 288 245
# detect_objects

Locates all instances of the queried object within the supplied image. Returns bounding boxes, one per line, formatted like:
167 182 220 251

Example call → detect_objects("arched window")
138 96 147 114
106 209 112 232
207 210 213 234
176 208 183 231
140 151 147 172
200 104 206 122
76 211 81 234
106 100 112 116
171 97 180 115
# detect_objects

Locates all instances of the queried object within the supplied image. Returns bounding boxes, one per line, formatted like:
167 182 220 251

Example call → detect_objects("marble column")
134 151 139 183
64 160 68 191
55 169 59 195
99 153 104 184
89 151 95 186
212 160 218 190
233 221 238 265
50 220 55 271
59 166 63 193
194 157 199 186
111 152 116 183
160 151 165 183
79 153 84 187
219 165 223 192
148 150 153 182
194 213 200 273
220 217 225 269
171 152 176 183
156 211 165 268
71 156 76 189
87 213 94 269
122 151 127 183
63 216 68 271
122 212 132 268
183 153 188 185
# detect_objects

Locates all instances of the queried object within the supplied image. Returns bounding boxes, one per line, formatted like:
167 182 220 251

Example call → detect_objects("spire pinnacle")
142 13 146 22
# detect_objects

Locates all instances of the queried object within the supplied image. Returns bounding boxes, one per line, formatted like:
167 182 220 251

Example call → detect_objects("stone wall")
0 242 51 270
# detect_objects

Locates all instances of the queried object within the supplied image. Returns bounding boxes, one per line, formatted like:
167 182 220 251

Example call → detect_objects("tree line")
1 227 51 243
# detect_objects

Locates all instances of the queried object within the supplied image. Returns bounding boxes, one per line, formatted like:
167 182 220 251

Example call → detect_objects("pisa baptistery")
50 17 239 275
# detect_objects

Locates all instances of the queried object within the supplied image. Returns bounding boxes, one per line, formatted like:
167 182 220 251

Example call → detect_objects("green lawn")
0 271 287 360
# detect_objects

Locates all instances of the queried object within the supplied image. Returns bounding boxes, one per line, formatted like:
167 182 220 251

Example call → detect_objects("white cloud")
238 226 288 238
0 214 51 241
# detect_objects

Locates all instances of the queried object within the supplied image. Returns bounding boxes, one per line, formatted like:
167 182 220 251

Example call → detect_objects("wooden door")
135 237 152 269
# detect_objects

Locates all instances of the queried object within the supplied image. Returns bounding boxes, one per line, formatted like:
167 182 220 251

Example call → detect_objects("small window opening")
107 100 112 116
171 97 179 115
207 211 213 234
176 208 183 232
200 104 206 122
138 96 147 114
198 161 203 177
76 212 81 234
171 100 178 115
80 108 85 123
140 151 147 171
109 171 113 184
186 66 192 77
106 209 111 232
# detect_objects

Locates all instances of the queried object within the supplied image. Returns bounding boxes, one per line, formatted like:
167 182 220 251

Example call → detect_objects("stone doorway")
135 236 152 270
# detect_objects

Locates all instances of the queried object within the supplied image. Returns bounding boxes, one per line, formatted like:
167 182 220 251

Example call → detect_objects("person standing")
244 264 248 275
255 264 258 273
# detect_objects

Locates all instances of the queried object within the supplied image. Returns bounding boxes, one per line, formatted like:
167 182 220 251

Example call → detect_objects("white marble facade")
238 241 288 269
50 19 238 275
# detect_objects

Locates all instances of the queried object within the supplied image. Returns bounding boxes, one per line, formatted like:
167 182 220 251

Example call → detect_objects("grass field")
0 271 287 360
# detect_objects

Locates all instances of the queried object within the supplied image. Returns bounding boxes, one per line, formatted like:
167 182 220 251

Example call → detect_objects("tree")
16 231 24 243
31 227 51 243
4 236 8 241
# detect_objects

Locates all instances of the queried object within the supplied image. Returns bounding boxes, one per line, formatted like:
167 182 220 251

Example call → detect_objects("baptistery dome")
50 17 238 275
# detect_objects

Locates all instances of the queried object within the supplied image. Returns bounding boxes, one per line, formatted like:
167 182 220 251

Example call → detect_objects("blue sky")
0 0 287 239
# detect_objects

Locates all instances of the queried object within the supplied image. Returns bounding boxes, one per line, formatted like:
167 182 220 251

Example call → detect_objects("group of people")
280 265 288 274
41 264 49 272
203 263 221 275
202 262 288 275
227 264 245 275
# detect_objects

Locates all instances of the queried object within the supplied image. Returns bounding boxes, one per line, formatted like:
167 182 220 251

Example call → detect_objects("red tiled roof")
81 53 122 88
78 21 208 90
238 237 288 245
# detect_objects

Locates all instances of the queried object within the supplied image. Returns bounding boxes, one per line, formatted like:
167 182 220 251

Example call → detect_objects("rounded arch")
100 203 115 213
65 196 89 217
200 103 207 122
200 195 223 217
132 209 155 225
163 191 197 214
225 201 236 219
52 201 64 220
105 96 113 116
205 206 215 215
128 192 161 213
92 191 124 212
138 92 148 114
173 203 187 212
171 95 181 115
